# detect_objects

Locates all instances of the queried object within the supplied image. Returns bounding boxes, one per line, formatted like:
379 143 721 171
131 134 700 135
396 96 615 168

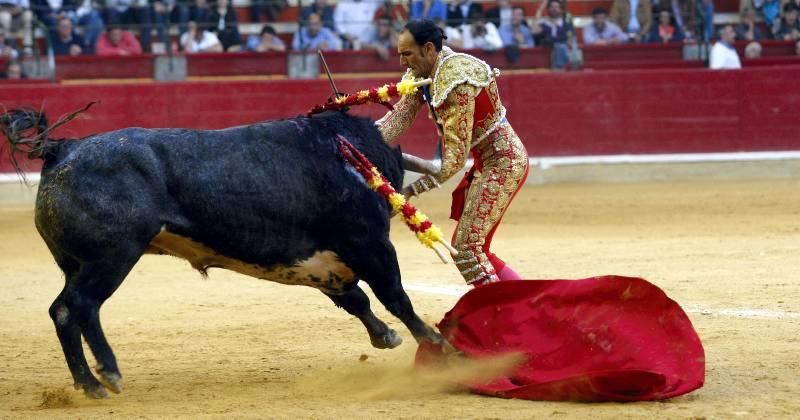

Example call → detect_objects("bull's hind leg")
49 256 109 398
50 247 143 398
324 285 402 349
341 239 442 345
50 287 108 398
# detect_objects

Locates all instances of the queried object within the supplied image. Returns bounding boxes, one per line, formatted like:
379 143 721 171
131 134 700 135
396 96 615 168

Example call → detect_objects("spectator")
446 0 482 27
293 12 341 51
208 0 241 51
410 0 446 22
365 14 397 60
772 3 800 39
334 0 379 49
180 20 221 52
0 27 19 59
51 16 84 55
756 0 781 29
784 0 800 13
499 6 534 47
95 25 142 55
300 0 335 31
610 0 652 42
67 1 104 54
31 0 73 28
246 24 285 52
462 8 502 50
250 0 287 23
736 7 765 40
699 0 714 41
744 40 762 57
649 9 685 42
533 0 574 69
154 0 191 50
0 0 33 54
374 0 408 26
434 17 463 48
104 0 154 52
1 59 23 78
583 7 628 45
485 0 514 28
672 0 696 41
191 0 210 22
709 25 741 69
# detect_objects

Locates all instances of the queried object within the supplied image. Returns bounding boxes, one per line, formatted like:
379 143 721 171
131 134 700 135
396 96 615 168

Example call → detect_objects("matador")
377 20 529 286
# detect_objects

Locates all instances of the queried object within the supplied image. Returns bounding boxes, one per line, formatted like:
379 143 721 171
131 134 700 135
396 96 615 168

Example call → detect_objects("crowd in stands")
2 0 800 78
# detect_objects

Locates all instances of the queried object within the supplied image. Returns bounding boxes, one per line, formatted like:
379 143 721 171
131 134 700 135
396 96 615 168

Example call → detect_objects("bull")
1 108 442 399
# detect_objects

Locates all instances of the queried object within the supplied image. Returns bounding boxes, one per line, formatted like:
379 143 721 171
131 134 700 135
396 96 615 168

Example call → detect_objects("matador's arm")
407 83 476 196
376 92 424 145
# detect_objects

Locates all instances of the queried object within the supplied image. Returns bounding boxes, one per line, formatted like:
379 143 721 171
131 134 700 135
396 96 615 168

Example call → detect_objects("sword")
317 49 343 99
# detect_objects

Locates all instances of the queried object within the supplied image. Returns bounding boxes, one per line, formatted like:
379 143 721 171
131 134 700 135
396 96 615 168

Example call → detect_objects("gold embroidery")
430 47 494 108
376 93 423 145
408 174 440 196
432 83 476 184
452 122 528 286
381 48 527 287
454 249 498 285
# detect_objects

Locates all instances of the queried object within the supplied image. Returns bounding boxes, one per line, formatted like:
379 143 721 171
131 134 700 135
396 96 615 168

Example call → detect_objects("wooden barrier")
2 65 799 173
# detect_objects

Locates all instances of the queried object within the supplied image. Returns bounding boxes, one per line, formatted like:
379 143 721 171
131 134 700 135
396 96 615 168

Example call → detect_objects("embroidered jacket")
377 46 506 188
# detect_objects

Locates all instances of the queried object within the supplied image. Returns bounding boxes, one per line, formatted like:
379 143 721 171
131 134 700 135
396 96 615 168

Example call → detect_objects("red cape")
416 276 705 401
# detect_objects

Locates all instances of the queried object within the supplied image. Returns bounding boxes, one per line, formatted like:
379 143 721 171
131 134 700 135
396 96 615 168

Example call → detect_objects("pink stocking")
497 264 523 281
487 253 523 281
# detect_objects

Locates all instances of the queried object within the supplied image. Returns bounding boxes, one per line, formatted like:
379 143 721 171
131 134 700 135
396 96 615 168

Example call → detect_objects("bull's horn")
402 153 440 176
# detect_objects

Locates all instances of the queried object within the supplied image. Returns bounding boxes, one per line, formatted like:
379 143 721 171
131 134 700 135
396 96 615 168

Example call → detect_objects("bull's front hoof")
80 382 109 399
371 329 403 349
96 369 123 394
420 329 446 347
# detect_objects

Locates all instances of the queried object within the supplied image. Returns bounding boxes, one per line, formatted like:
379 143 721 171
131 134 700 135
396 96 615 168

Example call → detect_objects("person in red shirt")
95 27 143 56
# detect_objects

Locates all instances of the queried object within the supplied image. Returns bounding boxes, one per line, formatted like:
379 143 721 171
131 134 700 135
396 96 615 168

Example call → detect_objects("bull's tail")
1 102 94 179
1 107 50 158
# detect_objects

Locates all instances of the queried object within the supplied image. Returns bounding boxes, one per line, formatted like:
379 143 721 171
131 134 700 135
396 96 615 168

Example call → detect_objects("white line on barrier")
531 151 800 170
4 151 800 184
403 283 800 320
0 173 40 184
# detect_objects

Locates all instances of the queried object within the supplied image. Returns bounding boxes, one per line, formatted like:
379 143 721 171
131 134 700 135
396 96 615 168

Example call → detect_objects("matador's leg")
452 126 528 285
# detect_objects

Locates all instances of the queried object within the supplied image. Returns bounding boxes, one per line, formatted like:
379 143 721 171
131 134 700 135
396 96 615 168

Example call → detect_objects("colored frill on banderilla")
335 135 457 263
308 79 430 116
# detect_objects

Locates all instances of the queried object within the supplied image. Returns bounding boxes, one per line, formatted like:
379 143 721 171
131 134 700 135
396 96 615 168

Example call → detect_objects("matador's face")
397 31 438 78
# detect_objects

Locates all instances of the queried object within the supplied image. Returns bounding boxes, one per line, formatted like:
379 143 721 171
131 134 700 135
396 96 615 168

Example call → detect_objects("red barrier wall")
2 66 800 173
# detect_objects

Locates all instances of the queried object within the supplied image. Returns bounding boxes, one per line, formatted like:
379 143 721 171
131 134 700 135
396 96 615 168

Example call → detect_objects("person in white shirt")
461 9 502 50
485 0 513 28
0 0 32 54
434 18 463 48
709 25 741 69
181 21 223 53
333 0 379 49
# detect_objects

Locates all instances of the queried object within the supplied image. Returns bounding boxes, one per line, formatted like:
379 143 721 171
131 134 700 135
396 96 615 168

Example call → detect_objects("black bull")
1 110 442 398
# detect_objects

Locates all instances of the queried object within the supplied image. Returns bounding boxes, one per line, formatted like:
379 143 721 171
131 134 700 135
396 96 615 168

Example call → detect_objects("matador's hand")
401 185 415 200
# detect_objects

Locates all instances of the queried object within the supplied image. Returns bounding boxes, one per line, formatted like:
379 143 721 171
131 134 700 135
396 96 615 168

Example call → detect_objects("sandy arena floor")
1 180 799 419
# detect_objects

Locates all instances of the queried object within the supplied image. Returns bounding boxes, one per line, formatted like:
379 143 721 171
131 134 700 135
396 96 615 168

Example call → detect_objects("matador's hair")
404 19 447 52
